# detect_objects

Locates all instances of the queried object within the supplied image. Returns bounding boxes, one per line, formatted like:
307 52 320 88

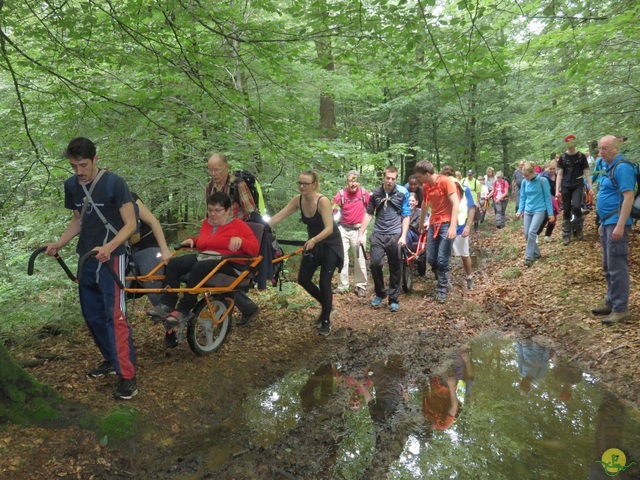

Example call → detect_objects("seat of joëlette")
182 221 265 289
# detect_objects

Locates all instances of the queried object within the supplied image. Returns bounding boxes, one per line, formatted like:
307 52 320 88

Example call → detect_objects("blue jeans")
426 223 453 295
523 211 546 261
600 224 630 313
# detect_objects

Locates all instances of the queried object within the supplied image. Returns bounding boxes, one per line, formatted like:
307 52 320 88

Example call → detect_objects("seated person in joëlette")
153 192 260 328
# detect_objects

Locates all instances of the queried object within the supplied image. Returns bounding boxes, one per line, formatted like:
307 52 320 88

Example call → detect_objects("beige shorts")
452 235 470 257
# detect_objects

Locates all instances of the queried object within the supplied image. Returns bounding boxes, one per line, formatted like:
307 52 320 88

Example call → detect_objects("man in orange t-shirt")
414 161 459 303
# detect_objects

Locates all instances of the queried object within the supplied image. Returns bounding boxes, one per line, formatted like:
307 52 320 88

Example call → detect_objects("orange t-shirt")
423 175 456 223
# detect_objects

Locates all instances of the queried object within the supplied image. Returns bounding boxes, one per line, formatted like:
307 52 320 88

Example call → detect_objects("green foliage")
96 405 143 443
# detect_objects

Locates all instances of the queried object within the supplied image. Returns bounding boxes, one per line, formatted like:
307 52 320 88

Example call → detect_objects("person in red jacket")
154 192 259 328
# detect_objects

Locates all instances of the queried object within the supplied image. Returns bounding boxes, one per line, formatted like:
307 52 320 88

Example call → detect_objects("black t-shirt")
64 169 133 256
558 151 589 188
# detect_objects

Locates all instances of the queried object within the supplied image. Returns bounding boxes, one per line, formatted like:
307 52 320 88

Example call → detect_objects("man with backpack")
357 165 410 313
333 170 370 297
414 161 460 304
43 137 139 400
592 135 635 324
556 135 592 244
206 153 258 221
461 169 482 230
442 166 476 290
205 153 260 325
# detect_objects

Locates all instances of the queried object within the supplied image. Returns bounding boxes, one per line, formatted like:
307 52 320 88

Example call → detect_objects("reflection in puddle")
188 337 640 479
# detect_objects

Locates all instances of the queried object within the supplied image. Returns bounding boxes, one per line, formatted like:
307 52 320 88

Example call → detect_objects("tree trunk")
501 126 509 176
0 342 62 424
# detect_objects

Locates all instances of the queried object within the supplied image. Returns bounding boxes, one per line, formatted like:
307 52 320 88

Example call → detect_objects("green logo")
596 448 637 477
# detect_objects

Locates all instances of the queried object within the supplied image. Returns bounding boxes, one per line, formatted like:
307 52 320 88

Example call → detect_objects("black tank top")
300 195 343 262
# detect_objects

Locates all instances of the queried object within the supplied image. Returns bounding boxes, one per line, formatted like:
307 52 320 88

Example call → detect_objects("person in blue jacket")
516 161 554 267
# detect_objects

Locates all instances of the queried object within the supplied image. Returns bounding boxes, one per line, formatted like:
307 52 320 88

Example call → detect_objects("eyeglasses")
208 207 227 214
348 179 360 184
297 182 313 187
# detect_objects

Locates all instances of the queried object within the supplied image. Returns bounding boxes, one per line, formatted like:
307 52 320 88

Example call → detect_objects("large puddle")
172 337 640 479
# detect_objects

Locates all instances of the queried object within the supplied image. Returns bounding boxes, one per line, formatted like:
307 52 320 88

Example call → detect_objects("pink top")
493 179 510 202
333 187 369 225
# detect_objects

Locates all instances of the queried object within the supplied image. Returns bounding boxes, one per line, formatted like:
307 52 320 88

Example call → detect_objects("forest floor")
2 212 640 479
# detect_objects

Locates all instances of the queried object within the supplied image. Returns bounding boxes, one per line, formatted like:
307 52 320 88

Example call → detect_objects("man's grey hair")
347 170 360 178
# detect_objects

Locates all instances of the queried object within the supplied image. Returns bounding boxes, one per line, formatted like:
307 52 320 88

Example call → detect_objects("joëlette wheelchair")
401 230 427 293
28 223 267 356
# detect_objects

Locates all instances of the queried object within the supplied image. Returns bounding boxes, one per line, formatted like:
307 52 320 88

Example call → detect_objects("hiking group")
42 133 636 399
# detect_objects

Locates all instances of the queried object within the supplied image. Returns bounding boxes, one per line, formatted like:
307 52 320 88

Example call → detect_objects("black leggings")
537 216 555 237
561 184 583 220
298 246 341 322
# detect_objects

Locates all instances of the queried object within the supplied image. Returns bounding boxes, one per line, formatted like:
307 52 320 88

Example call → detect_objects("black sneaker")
114 377 138 400
237 308 259 327
165 329 179 348
319 321 331 336
88 361 116 378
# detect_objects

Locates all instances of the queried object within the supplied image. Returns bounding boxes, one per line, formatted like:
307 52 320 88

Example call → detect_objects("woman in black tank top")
268 171 343 336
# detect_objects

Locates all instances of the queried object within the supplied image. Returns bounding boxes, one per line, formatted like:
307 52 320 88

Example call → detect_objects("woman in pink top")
493 171 510 229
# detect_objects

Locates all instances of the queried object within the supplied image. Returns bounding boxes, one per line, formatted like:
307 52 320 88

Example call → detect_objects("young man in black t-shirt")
44 137 139 400
556 134 592 244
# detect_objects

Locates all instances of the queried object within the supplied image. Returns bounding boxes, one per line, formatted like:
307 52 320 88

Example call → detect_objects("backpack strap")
599 159 637 223
79 169 107 225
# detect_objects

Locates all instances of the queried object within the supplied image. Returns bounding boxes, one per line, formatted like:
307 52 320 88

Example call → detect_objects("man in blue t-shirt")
592 135 635 324
44 137 139 400
358 165 410 313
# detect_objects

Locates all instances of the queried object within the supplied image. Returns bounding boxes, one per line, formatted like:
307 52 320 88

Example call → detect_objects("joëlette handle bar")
77 250 126 289
28 246 78 282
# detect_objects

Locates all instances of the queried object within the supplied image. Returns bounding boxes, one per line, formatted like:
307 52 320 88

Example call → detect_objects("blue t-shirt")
456 186 476 236
597 155 635 226
64 169 134 256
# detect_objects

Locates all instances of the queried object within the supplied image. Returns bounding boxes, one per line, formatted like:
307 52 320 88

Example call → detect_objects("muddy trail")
3 218 640 479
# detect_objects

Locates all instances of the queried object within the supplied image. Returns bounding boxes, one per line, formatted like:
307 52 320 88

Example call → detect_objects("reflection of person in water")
299 364 338 412
422 347 474 430
361 355 414 479
552 359 583 403
588 391 639 479
516 341 555 394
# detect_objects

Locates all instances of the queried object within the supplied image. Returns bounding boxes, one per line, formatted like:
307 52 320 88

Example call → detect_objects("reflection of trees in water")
291 340 640 480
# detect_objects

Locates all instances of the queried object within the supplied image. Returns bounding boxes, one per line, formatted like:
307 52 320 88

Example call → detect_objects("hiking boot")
524 259 534 268
88 361 116 378
319 321 331 336
389 302 399 313
562 237 570 246
357 287 367 298
436 292 447 304
601 311 631 325
371 296 382 307
576 229 584 241
466 276 475 290
544 236 552 243
316 308 335 326
237 308 259 327
591 305 613 316
165 330 179 348
113 377 138 400
333 286 348 294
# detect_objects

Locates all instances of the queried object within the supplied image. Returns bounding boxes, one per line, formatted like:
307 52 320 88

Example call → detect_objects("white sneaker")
544 236 551 243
